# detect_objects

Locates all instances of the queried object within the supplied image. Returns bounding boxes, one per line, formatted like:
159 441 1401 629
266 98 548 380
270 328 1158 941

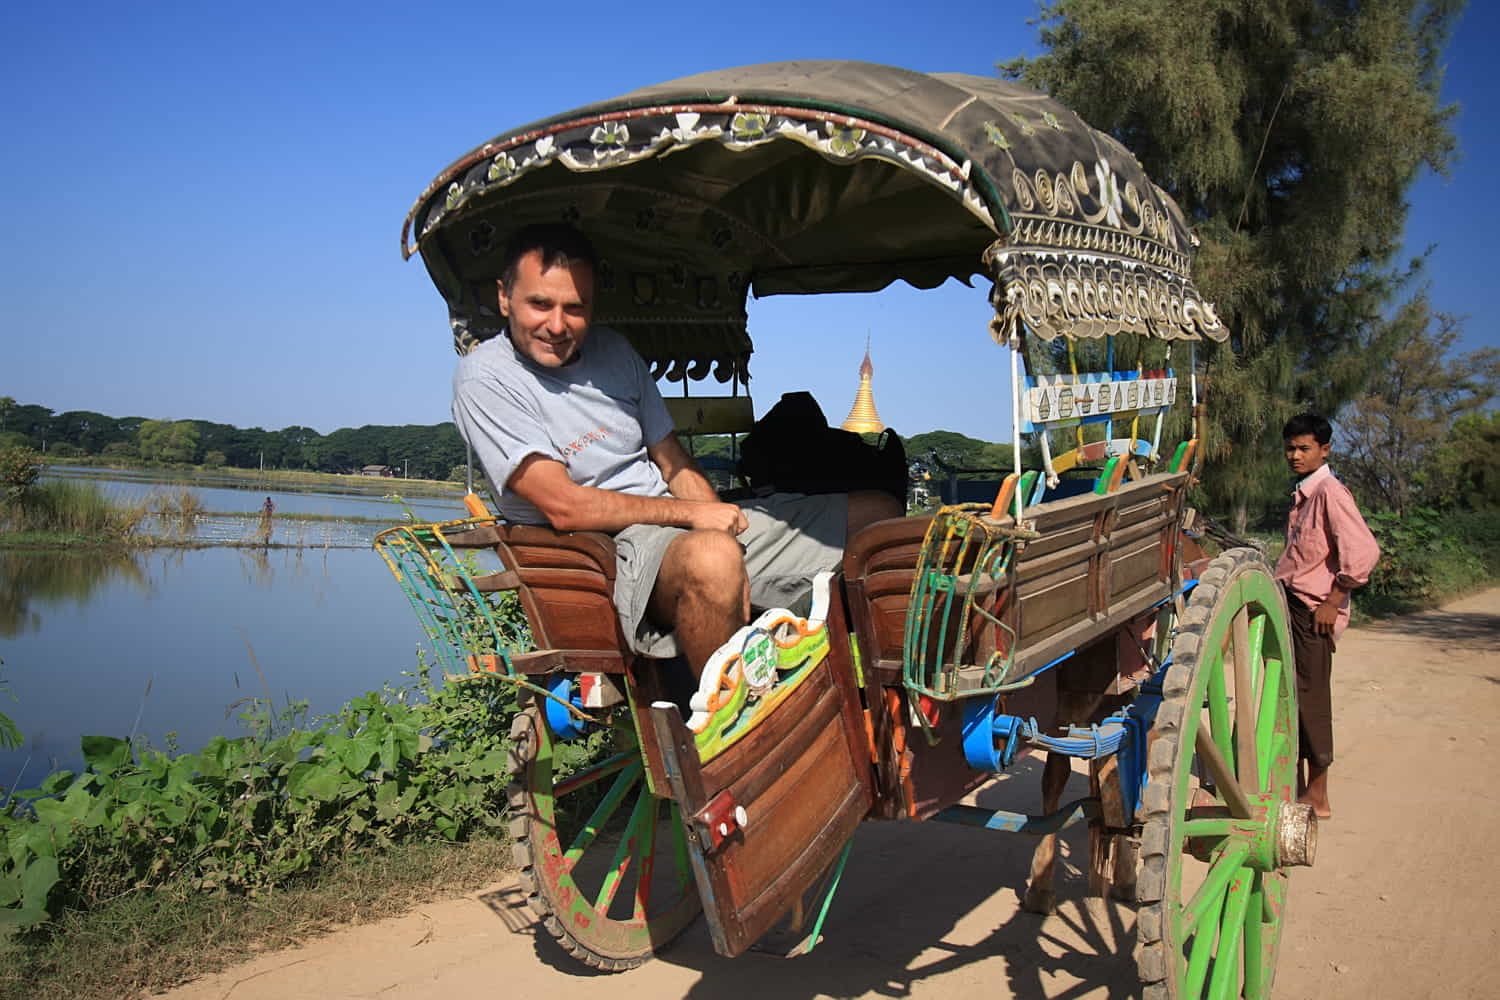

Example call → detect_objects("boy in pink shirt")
1273 413 1381 819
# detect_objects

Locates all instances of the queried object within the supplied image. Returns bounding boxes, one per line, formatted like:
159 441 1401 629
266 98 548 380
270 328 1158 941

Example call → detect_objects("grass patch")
0 834 514 1000
58 461 463 500
1 480 147 540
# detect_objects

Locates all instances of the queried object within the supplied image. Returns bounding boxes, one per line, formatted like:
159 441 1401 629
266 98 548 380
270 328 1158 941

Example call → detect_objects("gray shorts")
613 492 849 658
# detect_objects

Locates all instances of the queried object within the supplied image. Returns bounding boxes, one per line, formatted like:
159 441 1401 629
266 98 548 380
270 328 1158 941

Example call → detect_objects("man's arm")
1312 486 1382 633
647 432 719 503
507 452 746 535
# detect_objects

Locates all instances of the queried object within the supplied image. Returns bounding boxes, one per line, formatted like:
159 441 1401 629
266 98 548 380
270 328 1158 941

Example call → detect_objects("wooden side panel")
842 475 1190 697
652 650 873 958
843 516 932 675
490 525 635 659
900 695 991 820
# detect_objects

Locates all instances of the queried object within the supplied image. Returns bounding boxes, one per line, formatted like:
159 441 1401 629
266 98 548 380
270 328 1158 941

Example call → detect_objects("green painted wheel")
1136 548 1316 999
507 699 701 970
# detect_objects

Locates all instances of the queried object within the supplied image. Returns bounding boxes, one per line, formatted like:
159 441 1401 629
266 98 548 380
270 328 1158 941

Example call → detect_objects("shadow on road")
1361 608 1500 652
480 760 1144 999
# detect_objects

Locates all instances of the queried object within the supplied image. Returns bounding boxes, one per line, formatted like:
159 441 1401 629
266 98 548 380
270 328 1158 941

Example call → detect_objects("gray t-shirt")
452 326 676 525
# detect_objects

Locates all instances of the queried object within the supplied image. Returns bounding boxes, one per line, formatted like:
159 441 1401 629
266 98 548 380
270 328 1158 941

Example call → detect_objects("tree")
1337 301 1499 514
136 420 200 464
1007 0 1463 530
0 397 13 433
1432 411 1500 510
0 446 42 500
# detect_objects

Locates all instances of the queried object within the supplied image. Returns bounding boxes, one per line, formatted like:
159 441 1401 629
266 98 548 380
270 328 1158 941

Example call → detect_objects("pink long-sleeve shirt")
1273 464 1381 640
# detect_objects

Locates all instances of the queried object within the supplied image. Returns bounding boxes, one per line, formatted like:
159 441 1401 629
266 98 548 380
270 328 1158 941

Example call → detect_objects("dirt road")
164 590 1500 1000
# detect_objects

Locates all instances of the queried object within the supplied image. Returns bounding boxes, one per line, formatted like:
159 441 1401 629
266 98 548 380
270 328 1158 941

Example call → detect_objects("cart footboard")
648 609 872 958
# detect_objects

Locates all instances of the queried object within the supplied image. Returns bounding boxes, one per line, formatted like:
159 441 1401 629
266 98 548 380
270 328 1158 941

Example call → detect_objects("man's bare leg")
647 529 749 677
1299 763 1332 819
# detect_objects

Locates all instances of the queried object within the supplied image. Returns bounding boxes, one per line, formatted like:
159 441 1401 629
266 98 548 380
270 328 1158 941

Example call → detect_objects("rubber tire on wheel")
507 698 701 970
1135 548 1299 999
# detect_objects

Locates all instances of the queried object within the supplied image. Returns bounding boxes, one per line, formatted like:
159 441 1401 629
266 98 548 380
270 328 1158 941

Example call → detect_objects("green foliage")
1358 507 1500 614
1339 306 1500 515
906 430 1027 476
1433 411 1500 510
0 667 524 933
135 420 200 464
0 662 21 752
1 480 148 540
9 398 468 479
98 440 138 459
1009 0 1462 530
0 447 42 501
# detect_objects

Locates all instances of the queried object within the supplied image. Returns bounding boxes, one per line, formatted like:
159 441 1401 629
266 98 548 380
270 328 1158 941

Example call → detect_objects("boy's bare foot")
1300 764 1332 819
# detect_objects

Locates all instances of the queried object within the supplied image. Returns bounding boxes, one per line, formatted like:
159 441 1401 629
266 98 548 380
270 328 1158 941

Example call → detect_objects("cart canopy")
404 61 1227 381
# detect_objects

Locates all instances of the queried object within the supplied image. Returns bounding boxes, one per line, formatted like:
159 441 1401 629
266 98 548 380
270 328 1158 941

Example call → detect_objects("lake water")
41 467 470 547
0 470 483 783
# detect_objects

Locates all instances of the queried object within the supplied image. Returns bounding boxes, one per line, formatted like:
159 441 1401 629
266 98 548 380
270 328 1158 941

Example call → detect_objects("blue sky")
2 1 1494 443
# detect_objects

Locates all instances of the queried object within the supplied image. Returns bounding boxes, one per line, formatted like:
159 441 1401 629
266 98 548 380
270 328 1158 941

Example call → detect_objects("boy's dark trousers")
1284 587 1335 767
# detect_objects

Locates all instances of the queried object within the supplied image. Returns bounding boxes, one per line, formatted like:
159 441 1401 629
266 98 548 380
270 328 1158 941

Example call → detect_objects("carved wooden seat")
841 515 933 681
443 521 634 675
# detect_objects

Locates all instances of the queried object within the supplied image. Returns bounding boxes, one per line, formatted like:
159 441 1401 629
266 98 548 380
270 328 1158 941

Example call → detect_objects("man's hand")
507 453 748 534
1313 600 1340 635
687 501 749 535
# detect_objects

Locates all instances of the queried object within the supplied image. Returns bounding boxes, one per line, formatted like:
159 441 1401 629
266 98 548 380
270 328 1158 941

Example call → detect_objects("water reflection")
0 546 430 778
0 549 150 637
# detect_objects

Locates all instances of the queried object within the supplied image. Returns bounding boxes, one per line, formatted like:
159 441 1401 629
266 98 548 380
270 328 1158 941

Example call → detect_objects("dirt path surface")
163 590 1500 1000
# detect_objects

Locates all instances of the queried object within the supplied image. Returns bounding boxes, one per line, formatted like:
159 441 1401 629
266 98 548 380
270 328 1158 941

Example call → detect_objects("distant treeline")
0 401 466 481
0 399 1026 484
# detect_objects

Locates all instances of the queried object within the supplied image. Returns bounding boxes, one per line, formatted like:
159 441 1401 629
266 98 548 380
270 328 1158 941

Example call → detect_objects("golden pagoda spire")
840 336 885 433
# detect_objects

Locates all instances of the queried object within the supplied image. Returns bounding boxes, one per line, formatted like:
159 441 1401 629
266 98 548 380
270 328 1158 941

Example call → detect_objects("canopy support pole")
1151 343 1169 462
1009 331 1025 523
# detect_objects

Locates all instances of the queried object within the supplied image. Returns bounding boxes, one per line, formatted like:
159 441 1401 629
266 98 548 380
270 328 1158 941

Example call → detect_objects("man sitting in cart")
452 223 902 674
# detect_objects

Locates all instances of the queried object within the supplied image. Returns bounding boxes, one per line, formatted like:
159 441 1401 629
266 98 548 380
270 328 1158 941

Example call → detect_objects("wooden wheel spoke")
1180 817 1234 839
1246 613 1268 699
564 761 643 864
1180 843 1250 933
1243 871 1267 999
1194 726 1253 818
1206 646 1235 774
1231 606 1260 793
632 795 659 921
554 751 635 799
594 781 655 912
1255 657 1285 784
1182 881 1224 1000
1206 871 1254 1000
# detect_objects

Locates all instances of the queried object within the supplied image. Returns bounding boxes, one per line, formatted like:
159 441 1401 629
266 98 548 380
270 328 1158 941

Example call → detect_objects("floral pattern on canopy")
404 61 1227 379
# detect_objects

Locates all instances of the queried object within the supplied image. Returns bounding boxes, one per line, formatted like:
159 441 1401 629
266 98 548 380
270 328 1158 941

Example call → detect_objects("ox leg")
1022 750 1073 915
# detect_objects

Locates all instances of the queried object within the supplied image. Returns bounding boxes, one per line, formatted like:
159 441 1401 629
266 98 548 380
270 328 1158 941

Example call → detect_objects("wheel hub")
1274 800 1318 869
1229 795 1317 872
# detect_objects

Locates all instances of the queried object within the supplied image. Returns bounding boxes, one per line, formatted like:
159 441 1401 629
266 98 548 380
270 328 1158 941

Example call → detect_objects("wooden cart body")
385 60 1314 997
422 467 1190 955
